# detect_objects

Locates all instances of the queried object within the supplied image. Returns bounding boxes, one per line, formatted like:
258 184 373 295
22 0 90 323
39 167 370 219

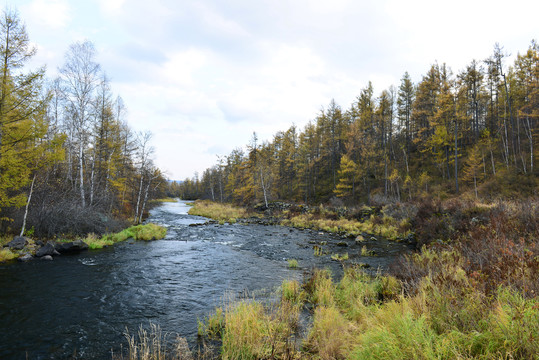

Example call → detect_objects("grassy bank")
195 243 538 359
83 223 167 249
123 198 538 359
188 200 250 224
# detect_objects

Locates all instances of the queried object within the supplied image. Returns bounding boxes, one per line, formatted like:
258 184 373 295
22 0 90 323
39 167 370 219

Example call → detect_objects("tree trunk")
79 141 85 207
454 119 459 194
20 174 36 237
139 179 151 224
260 168 268 208
134 174 143 223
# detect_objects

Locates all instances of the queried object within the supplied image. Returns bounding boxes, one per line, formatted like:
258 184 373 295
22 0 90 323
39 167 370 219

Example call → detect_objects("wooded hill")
178 42 539 205
0 9 167 238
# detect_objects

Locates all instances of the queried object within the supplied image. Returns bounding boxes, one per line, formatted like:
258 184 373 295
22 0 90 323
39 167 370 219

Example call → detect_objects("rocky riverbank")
0 223 167 263
3 236 90 262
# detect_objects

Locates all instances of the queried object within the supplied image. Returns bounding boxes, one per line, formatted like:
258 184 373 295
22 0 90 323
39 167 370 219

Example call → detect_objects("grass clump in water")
287 259 299 269
331 252 349 261
188 200 249 224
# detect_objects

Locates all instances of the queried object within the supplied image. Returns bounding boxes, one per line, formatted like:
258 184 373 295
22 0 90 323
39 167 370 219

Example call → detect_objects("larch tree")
0 8 54 219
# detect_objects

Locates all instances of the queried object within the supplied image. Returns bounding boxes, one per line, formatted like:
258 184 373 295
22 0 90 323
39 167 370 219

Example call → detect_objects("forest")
177 42 538 206
0 9 168 240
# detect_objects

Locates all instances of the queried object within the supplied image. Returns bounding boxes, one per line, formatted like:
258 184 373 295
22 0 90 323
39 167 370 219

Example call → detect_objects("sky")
9 0 539 180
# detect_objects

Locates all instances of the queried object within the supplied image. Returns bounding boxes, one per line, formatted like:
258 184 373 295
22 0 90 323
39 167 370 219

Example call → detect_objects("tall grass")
201 256 538 360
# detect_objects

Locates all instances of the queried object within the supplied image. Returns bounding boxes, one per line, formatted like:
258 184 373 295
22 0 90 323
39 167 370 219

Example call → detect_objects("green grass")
331 252 349 261
198 307 225 339
85 223 167 250
287 258 299 269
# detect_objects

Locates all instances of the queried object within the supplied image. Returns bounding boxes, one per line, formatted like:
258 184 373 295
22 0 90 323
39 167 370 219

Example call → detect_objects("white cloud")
15 0 539 179
23 0 71 29
97 0 126 16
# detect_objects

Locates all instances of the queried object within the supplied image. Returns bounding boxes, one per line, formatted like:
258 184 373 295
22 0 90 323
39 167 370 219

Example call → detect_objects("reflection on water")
0 200 411 359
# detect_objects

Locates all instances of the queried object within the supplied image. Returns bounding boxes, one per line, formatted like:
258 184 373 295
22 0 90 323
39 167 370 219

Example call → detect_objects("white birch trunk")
20 175 36 237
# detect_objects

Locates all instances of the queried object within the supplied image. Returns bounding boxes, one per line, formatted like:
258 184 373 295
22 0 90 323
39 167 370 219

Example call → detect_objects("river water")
0 200 412 359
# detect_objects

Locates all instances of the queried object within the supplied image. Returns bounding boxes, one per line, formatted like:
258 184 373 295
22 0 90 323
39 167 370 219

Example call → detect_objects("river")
0 200 412 359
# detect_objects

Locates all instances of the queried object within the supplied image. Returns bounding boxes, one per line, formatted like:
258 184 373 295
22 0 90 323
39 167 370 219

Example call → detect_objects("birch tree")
59 40 100 208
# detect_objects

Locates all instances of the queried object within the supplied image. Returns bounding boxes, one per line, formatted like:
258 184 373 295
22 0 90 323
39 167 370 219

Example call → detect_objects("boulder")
6 236 29 250
17 254 33 262
41 255 53 261
54 240 89 254
36 243 60 257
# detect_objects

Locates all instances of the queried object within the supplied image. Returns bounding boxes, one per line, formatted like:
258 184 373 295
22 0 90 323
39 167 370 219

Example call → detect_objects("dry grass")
188 200 250 224
282 213 409 240
119 323 216 360
0 248 18 262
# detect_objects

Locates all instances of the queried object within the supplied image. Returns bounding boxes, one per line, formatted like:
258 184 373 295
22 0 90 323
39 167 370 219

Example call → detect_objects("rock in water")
6 236 29 250
41 255 53 261
54 240 89 254
17 254 33 262
36 243 60 257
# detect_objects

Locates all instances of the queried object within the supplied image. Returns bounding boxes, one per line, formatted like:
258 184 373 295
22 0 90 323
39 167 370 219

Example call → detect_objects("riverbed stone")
54 240 89 254
6 236 28 250
41 255 53 261
17 254 33 262
36 243 60 257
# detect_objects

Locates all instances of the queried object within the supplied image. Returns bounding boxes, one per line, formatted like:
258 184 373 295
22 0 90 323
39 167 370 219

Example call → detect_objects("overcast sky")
12 0 539 180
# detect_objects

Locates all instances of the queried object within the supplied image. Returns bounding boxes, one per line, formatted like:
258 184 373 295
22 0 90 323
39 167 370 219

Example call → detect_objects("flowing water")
0 200 412 359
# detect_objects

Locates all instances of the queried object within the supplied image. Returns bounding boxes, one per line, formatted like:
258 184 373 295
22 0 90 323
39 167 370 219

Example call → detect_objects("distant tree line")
0 9 167 238
178 41 538 205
